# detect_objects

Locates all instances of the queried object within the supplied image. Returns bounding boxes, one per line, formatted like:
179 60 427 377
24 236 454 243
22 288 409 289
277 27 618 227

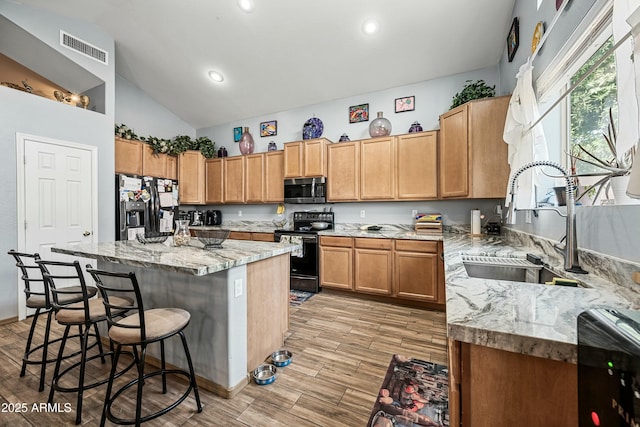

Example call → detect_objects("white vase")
610 175 640 205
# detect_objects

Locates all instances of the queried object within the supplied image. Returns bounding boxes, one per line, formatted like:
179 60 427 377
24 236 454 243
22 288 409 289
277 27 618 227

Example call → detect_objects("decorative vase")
408 121 423 133
173 220 191 246
369 111 392 137
239 127 254 154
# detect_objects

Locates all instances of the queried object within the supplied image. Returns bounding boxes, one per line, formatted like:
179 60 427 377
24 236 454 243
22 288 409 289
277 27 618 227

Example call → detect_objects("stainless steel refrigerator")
116 174 179 240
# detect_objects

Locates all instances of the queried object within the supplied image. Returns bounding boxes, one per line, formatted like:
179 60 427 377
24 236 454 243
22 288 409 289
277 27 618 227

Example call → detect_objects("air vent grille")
60 30 108 65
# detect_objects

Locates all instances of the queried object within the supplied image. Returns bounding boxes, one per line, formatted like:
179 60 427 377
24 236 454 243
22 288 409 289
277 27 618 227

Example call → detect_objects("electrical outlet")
411 209 418 219
234 279 243 297
238 210 242 217
525 210 532 224
360 210 366 218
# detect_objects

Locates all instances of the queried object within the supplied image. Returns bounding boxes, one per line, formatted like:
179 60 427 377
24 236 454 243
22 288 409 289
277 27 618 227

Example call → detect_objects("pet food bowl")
270 350 293 367
253 363 277 385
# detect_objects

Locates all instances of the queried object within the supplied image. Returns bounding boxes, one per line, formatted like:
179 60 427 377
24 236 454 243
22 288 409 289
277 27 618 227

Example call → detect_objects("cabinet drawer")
355 238 393 250
320 236 353 248
395 240 439 253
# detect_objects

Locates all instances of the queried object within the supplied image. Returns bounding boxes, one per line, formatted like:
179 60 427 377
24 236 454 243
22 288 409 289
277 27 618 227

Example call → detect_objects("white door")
17 134 98 320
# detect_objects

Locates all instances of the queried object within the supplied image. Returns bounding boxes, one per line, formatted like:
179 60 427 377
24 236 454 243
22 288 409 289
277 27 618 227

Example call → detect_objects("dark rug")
368 354 449 427
289 290 314 306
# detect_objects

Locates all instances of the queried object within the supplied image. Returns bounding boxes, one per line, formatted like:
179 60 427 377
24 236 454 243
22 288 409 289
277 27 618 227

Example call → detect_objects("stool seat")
110 308 190 344
26 285 97 309
56 296 132 324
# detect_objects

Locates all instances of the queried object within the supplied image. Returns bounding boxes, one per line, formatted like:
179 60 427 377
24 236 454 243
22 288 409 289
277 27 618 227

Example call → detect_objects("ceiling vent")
59 30 108 65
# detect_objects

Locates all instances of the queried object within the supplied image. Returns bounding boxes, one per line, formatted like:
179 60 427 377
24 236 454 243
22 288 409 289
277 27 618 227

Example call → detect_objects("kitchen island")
52 238 301 398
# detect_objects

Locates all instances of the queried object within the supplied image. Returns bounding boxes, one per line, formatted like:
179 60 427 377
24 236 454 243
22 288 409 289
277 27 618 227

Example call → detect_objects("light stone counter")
444 230 639 363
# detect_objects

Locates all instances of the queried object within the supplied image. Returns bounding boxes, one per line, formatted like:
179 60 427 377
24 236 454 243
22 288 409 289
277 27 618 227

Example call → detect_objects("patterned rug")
289 290 314 306
368 354 449 427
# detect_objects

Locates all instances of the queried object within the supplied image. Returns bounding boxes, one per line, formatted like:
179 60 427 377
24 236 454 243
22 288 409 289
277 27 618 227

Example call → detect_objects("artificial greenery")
450 79 496 109
114 124 216 158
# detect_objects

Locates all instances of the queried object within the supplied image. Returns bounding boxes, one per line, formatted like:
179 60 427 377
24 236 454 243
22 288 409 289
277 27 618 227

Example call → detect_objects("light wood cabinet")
360 138 395 200
283 138 328 178
327 141 360 201
205 158 223 204
319 236 353 290
115 137 143 175
264 151 284 203
439 96 510 198
396 132 438 199
394 240 440 302
354 238 393 295
178 150 206 204
224 156 245 204
245 154 264 203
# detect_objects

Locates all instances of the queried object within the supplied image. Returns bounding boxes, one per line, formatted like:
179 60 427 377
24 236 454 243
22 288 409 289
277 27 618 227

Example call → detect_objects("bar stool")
7 250 98 392
86 267 203 426
38 259 133 425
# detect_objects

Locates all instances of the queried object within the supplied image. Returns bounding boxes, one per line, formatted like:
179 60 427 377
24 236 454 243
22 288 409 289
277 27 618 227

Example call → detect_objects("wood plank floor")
0 291 447 426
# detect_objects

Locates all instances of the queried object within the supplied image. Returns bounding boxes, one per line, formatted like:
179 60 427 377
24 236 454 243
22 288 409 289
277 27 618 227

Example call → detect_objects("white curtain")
503 57 551 209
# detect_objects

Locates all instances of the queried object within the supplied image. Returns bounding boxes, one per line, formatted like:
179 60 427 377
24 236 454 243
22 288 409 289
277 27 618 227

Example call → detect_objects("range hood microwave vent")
60 30 108 65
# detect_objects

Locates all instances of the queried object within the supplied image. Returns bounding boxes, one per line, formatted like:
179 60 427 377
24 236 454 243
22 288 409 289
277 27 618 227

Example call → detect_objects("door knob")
83 231 92 236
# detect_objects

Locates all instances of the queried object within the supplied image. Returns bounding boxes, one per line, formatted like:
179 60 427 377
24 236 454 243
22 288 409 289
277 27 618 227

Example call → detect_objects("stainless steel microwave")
284 177 326 204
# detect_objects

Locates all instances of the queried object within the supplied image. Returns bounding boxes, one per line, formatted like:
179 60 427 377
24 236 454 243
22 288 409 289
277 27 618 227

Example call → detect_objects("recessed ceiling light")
362 19 379 35
237 0 254 13
208 70 224 83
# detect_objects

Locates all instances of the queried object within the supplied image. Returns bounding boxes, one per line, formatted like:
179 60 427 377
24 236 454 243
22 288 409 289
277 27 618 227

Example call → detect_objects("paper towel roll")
471 209 481 235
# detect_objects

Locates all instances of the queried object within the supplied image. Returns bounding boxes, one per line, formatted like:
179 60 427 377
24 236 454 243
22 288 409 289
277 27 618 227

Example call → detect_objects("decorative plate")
531 21 544 54
302 117 323 140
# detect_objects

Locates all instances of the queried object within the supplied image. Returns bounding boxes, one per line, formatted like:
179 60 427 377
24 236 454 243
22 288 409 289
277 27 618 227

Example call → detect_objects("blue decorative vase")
408 121 423 133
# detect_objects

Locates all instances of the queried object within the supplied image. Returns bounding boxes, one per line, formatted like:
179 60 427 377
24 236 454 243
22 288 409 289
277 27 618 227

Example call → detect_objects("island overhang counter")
52 238 301 398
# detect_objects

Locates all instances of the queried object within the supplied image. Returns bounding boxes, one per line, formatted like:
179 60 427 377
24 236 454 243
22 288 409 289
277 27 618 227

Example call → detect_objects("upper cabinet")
178 150 206 204
283 138 328 178
396 132 438 200
439 96 510 199
115 138 143 175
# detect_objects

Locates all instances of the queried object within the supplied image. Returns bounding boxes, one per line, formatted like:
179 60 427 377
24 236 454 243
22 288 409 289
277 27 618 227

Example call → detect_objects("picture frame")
507 17 519 63
349 103 369 123
233 126 242 142
260 120 277 137
395 96 415 113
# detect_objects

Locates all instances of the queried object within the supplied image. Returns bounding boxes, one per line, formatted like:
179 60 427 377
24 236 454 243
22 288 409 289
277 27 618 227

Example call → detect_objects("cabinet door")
304 139 326 177
245 154 264 203
439 105 469 198
327 141 359 201
360 137 395 200
264 151 284 203
283 142 303 178
166 155 178 180
205 158 224 204
178 150 205 204
354 238 393 295
320 245 353 290
397 132 438 199
394 251 439 302
224 156 245 203
115 138 143 175
142 143 166 178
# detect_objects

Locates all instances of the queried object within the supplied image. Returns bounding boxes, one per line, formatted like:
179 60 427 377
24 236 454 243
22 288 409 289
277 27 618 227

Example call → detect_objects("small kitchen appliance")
274 211 334 293
577 307 640 426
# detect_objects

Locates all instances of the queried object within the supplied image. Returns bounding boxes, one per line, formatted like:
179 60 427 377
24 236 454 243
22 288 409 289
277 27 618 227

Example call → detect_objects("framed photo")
233 126 242 142
395 96 415 113
349 103 369 123
260 120 277 137
507 17 519 63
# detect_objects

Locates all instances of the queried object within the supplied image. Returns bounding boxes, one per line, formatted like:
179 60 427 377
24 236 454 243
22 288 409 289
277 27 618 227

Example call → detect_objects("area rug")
289 290 314 306
367 354 449 427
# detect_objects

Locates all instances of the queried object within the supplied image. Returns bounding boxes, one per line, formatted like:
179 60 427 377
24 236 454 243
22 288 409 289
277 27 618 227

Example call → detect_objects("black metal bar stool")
38 259 134 425
7 250 98 392
86 267 203 426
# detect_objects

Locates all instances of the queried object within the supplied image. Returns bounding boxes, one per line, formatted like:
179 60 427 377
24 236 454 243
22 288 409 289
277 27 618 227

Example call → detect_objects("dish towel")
279 235 304 258
503 57 551 210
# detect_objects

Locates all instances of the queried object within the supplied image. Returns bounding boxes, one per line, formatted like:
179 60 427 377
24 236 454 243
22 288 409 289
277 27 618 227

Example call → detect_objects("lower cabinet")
320 236 443 304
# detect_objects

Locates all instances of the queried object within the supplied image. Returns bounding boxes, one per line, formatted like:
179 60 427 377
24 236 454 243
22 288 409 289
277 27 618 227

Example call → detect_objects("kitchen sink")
462 255 580 286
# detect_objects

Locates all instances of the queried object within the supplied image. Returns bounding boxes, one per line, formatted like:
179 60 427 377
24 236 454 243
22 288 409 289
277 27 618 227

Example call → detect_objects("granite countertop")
52 238 300 276
444 231 638 363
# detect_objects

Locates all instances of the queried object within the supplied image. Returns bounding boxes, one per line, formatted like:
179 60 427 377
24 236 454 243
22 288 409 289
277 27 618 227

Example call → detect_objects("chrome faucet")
505 160 588 274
